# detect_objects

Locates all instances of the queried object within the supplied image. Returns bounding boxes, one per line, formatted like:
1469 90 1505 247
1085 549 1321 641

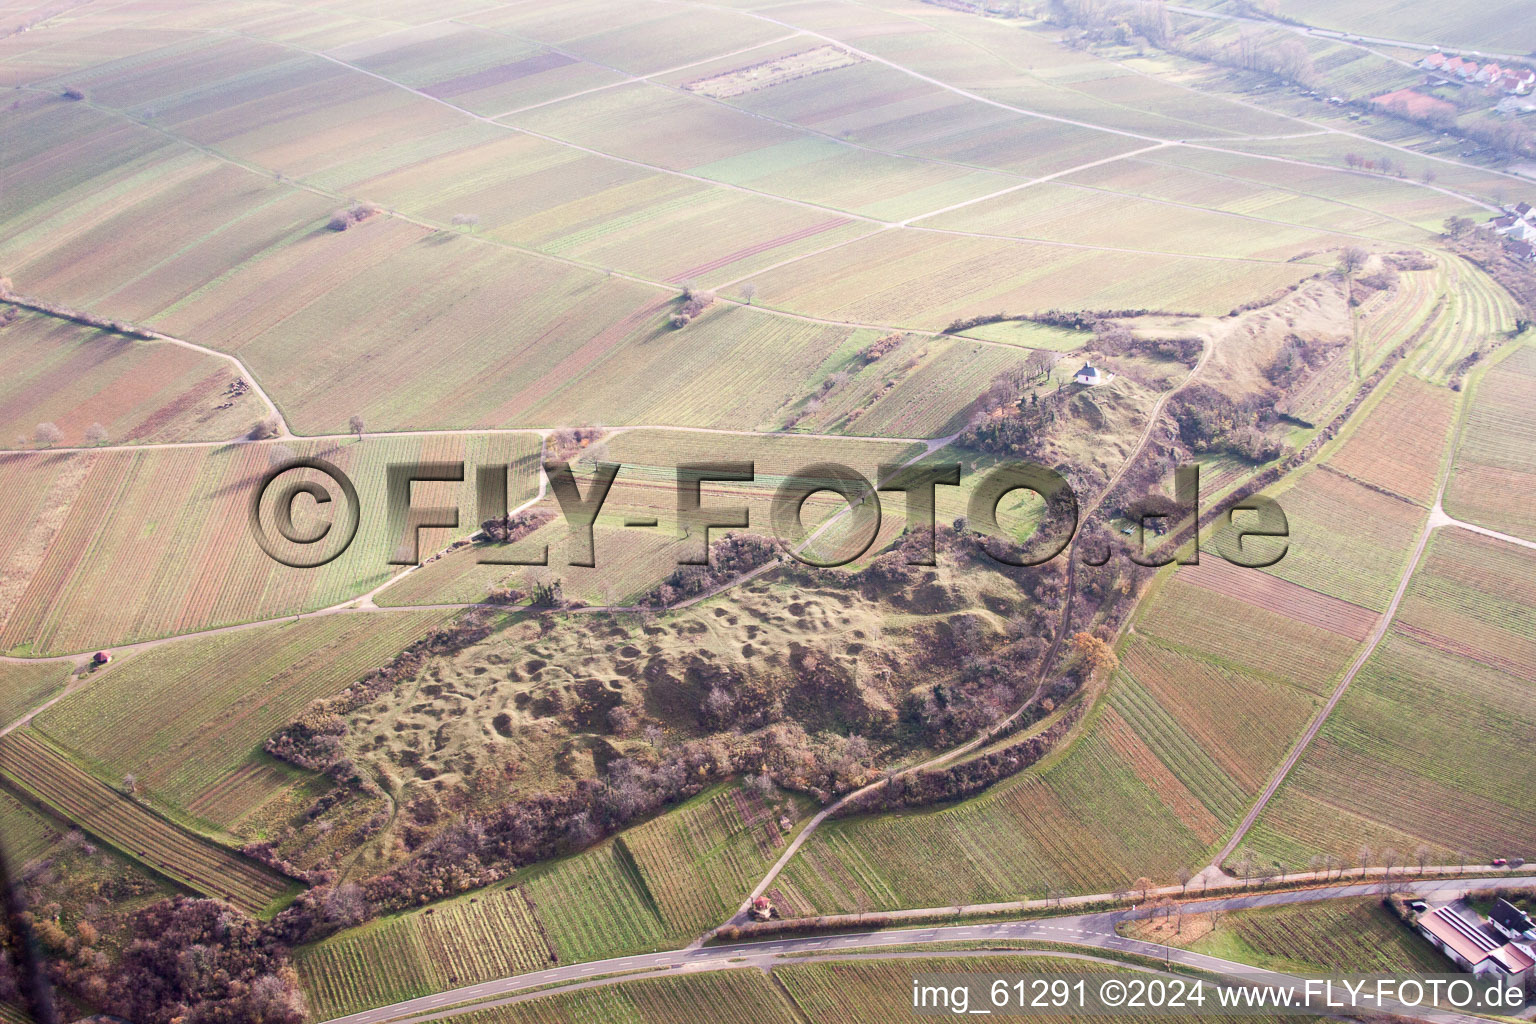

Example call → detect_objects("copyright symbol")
249 456 360 569
1100 979 1126 1008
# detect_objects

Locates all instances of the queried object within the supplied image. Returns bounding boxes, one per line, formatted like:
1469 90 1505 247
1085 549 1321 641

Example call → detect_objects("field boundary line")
0 293 293 437
1211 321 1484 866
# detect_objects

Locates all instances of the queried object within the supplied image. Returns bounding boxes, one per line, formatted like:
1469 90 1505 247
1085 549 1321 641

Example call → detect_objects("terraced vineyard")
1129 897 1449 976
1255 468 1427 612
0 731 294 914
0 784 61 868
1407 258 1517 383
781 715 1214 913
297 886 554 1021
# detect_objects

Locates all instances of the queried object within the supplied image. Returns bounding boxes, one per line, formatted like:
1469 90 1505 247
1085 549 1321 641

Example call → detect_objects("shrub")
248 416 282 440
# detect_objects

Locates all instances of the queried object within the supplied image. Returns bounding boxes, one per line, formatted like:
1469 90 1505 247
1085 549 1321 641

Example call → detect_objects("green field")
297 885 554 1021
1247 529 1536 867
0 659 72 732
30 610 450 830
1444 344 1536 541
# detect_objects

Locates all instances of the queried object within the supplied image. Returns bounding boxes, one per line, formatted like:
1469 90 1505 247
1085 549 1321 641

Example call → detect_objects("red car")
1492 858 1509 867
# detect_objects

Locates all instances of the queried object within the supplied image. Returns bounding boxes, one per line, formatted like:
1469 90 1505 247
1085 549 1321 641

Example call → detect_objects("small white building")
1073 363 1108 386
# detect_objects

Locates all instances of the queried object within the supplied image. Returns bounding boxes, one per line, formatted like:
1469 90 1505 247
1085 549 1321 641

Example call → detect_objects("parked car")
1492 858 1509 867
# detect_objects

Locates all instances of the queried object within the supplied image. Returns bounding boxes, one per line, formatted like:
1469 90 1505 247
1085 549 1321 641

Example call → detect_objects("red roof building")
1417 904 1536 984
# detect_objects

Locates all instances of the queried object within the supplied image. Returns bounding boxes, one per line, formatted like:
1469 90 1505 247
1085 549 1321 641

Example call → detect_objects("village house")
1415 902 1536 987
1494 217 1536 242
1491 899 1536 942
1421 53 1536 94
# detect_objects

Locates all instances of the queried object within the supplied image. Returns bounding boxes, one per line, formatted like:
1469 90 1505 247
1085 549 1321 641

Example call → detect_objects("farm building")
1415 903 1535 985
1073 364 1108 386
750 896 775 921
92 651 111 666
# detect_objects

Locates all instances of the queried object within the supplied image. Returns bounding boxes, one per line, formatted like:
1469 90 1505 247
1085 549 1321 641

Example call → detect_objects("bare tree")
1358 844 1374 878
1442 216 1474 240
1134 876 1153 902
33 422 61 447
1339 246 1369 378
739 282 758 305
1382 847 1401 877
1338 247 1369 276
1177 866 1193 895
348 413 365 440
1414 844 1431 873
450 213 480 232
84 422 108 445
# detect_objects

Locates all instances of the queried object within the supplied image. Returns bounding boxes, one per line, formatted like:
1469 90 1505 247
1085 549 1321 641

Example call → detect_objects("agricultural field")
773 954 1306 1024
1246 529 1536 868
29 610 451 832
0 731 295 914
0 783 63 868
299 781 807 1015
1124 897 1447 976
0 432 537 655
296 885 554 1021
1202 0 1536 52
0 658 72 732
780 710 1217 912
620 785 808 935
1444 344 1536 541
516 839 671 964
1248 466 1427 612
0 310 266 447
1406 258 1517 384
3 0 1536 1020
448 969 797 1024
1323 373 1453 506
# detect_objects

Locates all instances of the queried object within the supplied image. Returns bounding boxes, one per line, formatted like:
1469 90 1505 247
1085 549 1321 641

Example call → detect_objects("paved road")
319 875 1535 1024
